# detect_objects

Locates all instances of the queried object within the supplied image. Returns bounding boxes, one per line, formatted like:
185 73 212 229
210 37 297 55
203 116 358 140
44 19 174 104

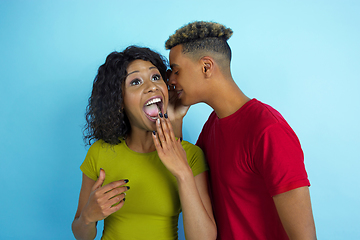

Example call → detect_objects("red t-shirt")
196 99 310 240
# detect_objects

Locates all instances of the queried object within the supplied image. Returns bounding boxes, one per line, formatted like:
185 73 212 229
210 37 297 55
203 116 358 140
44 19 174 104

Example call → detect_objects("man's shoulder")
246 99 286 125
201 110 218 128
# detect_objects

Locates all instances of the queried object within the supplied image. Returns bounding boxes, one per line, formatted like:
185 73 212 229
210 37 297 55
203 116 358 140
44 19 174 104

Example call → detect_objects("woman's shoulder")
87 139 126 154
181 140 208 174
88 139 107 150
181 140 204 155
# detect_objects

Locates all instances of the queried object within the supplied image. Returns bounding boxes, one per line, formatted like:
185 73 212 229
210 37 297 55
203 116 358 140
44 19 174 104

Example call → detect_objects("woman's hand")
166 83 190 138
167 86 190 121
80 169 129 224
152 113 192 179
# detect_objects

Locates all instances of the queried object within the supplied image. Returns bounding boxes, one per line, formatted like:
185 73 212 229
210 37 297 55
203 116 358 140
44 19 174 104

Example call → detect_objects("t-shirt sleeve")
254 123 310 196
196 129 204 149
195 111 215 151
184 142 209 177
80 141 101 181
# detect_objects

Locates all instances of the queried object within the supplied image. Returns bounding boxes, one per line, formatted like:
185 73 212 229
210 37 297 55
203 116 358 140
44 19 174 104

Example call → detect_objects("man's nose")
167 70 176 88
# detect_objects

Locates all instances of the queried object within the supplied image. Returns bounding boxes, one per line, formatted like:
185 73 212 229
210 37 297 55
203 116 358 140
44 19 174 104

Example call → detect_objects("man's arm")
273 186 317 240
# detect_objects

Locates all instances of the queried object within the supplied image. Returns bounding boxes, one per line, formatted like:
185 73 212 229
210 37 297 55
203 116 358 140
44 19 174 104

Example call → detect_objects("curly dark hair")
165 21 233 49
84 46 169 145
165 21 233 64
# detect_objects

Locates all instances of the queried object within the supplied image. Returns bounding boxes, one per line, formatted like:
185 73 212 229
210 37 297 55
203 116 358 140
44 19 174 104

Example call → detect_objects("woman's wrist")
175 166 193 182
79 212 94 226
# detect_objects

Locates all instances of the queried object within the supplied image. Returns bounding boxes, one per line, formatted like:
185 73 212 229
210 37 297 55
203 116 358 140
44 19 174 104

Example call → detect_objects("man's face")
168 45 203 106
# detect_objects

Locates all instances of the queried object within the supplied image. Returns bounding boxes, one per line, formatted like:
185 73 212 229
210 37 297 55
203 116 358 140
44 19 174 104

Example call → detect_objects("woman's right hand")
152 115 191 180
80 169 129 224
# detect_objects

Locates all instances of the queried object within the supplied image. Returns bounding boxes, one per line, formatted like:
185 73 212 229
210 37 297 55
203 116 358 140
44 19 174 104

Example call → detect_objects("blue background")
1 1 359 239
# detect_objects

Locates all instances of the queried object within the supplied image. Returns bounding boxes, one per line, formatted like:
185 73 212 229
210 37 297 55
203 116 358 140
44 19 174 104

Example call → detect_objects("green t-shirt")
80 139 208 240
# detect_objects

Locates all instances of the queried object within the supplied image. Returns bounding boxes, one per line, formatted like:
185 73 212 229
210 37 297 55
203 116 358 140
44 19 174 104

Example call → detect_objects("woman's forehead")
127 60 156 72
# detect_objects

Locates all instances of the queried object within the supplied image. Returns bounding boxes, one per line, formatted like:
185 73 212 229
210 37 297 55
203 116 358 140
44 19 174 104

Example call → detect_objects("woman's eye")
152 74 161 81
130 79 141 86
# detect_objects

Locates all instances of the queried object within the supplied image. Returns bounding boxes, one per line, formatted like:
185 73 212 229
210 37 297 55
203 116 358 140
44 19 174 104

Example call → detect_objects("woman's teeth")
146 97 161 106
144 97 163 120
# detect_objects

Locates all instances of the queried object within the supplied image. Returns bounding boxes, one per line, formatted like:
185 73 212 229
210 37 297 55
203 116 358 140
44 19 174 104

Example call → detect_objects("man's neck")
204 77 250 119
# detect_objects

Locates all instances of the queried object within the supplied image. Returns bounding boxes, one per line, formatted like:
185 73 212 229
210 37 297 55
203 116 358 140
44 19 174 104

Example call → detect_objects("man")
165 21 316 240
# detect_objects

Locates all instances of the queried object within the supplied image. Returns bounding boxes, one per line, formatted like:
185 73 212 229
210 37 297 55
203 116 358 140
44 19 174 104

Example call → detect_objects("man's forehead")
169 45 182 57
169 45 184 66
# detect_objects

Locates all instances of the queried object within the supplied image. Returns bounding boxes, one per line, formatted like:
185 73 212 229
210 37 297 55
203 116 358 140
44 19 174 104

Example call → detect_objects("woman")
72 46 216 240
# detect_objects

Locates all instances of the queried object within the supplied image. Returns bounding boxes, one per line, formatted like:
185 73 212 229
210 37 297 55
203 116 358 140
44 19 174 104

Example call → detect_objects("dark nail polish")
124 179 129 183
123 198 126 202
164 113 168 119
152 131 156 135
180 137 183 142
159 112 163 118
126 186 130 190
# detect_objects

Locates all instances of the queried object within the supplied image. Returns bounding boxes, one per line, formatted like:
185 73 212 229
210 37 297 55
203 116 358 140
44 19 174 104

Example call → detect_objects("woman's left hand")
152 113 192 179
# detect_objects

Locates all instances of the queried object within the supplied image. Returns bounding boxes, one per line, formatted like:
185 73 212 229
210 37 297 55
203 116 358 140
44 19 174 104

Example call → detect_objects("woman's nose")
144 80 158 92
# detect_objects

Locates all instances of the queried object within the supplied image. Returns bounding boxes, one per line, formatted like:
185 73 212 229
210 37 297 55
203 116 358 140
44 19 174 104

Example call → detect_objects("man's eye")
130 79 141 86
152 74 161 81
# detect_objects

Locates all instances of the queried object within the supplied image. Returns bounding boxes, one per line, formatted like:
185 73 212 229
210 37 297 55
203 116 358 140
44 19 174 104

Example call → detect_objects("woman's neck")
125 130 156 153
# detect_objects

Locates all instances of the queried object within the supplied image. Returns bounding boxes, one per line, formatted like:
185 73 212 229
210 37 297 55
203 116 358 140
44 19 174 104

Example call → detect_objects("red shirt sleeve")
254 122 310 196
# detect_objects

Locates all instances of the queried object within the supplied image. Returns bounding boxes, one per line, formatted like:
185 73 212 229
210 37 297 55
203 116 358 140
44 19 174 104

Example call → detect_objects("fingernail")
180 137 183 142
126 186 130 190
164 113 168 119
123 198 126 202
152 131 156 135
124 179 129 183
159 112 163 118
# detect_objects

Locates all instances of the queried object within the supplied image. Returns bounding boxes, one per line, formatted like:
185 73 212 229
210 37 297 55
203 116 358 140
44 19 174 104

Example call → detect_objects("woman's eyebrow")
126 70 139 77
127 66 156 77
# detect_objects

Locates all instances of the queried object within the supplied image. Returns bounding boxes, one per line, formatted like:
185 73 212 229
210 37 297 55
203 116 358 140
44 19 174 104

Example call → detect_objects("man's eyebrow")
170 63 179 69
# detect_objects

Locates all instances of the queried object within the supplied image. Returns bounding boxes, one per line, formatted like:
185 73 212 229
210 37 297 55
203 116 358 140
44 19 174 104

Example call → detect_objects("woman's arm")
72 169 128 240
152 116 217 240
72 174 97 240
178 171 216 240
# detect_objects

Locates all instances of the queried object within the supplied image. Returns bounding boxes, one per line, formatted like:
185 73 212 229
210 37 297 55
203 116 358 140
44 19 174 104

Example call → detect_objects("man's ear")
200 57 214 77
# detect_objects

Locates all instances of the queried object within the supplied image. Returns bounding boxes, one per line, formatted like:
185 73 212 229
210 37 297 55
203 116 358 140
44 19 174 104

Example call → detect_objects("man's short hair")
165 21 233 61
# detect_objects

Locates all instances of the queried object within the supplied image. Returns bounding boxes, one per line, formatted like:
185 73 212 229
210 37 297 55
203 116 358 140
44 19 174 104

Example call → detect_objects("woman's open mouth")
143 97 163 121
